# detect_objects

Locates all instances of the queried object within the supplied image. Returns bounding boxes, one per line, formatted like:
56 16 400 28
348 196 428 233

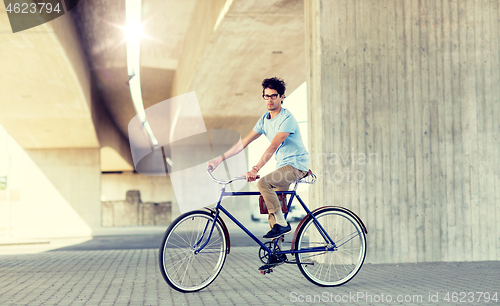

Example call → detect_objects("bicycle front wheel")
159 210 227 292
295 208 366 286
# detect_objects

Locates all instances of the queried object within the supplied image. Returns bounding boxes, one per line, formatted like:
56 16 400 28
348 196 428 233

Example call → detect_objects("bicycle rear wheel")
294 208 366 286
159 210 227 292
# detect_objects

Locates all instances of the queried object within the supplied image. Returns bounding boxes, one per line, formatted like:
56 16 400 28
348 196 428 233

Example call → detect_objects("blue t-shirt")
253 108 309 171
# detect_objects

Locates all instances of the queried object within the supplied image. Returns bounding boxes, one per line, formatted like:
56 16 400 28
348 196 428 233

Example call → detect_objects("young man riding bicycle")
207 77 310 245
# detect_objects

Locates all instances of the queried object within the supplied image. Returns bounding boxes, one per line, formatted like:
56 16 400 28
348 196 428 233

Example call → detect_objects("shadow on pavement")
48 219 305 252
48 231 270 251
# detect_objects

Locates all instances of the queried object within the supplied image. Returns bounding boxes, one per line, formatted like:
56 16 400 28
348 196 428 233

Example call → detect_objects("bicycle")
159 167 368 292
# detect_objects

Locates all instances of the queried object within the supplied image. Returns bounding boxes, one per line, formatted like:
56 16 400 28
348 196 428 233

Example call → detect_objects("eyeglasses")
262 94 280 100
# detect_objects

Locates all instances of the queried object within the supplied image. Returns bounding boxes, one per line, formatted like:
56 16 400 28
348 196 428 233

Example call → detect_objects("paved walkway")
0 245 499 306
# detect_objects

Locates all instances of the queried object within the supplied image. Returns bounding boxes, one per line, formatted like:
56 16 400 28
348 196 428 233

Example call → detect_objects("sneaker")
263 222 292 239
258 254 287 271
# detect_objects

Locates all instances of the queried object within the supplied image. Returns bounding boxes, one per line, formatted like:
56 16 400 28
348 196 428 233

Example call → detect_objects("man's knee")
257 178 267 190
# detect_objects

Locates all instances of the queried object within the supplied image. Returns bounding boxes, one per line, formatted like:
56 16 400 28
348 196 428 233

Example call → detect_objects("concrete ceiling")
0 0 305 171
192 0 305 135
70 0 198 138
0 4 98 149
71 0 305 138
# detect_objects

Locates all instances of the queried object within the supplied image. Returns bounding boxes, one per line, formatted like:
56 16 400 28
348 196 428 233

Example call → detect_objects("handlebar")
206 166 260 185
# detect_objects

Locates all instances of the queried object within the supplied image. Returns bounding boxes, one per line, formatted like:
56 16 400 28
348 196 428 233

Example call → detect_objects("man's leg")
267 186 289 229
257 165 307 238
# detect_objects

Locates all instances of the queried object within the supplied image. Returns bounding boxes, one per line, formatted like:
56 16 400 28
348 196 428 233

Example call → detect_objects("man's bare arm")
207 130 261 171
253 132 289 170
244 132 289 182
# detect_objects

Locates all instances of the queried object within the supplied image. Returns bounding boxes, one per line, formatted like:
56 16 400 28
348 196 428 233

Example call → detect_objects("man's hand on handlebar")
245 168 259 182
206 162 260 183
207 158 221 172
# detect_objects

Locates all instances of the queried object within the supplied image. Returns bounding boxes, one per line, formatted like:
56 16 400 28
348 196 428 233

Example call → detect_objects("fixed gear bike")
159 168 368 292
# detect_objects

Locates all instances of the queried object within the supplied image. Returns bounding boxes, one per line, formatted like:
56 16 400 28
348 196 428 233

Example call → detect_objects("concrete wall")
102 190 171 227
25 148 101 232
0 128 99 240
101 172 175 227
305 0 499 263
101 172 173 203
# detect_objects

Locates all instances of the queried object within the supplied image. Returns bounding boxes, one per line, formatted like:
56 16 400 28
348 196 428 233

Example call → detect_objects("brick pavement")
0 247 499 306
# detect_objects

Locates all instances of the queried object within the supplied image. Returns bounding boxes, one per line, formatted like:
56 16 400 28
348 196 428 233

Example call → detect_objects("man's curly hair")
262 77 286 97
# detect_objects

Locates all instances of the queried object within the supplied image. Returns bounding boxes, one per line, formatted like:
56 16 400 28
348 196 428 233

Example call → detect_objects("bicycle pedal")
260 269 273 275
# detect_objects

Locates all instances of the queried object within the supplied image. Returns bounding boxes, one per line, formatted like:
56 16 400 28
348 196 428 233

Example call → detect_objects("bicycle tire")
159 210 227 292
294 208 366 286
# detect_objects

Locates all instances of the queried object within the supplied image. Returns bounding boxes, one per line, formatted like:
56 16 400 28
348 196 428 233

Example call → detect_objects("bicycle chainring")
258 242 273 264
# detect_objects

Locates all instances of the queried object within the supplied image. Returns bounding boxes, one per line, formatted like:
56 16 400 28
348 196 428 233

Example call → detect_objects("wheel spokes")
161 213 227 291
296 211 366 286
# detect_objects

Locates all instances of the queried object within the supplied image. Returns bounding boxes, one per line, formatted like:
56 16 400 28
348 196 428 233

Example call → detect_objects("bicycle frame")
194 183 337 257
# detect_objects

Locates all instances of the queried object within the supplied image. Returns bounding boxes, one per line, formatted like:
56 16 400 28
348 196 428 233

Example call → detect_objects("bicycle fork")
192 211 221 254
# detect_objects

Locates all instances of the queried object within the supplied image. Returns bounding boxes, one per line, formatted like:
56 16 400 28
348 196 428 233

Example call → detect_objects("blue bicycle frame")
194 184 337 257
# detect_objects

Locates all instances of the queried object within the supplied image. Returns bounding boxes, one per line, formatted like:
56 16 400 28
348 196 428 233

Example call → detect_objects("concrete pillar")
305 0 500 264
304 0 330 215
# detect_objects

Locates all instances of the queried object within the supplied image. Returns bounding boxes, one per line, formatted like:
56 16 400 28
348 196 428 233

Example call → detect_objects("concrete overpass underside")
2 0 499 265
0 0 305 240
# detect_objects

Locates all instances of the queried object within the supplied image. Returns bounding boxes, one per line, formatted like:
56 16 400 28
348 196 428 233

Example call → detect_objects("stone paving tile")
0 247 499 305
